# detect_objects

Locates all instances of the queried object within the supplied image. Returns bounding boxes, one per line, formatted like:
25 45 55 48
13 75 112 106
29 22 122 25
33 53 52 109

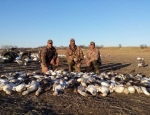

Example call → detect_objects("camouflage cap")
47 39 53 44
70 38 75 43
90 41 95 45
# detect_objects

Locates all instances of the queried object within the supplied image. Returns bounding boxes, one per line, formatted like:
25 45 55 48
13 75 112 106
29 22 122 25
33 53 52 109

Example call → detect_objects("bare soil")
0 48 150 115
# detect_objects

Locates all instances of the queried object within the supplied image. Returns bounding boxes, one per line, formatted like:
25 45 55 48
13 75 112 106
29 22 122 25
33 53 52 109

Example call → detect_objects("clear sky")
0 0 150 48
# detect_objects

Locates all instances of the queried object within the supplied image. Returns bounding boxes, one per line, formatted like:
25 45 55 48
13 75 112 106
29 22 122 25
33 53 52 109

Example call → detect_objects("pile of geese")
0 69 150 97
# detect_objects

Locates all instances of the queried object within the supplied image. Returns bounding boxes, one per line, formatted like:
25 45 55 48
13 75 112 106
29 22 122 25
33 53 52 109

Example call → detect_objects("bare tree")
140 44 147 49
119 44 122 48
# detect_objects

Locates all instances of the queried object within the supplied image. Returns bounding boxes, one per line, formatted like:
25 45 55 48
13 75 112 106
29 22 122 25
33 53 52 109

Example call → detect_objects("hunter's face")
90 44 95 50
47 42 52 48
70 41 75 47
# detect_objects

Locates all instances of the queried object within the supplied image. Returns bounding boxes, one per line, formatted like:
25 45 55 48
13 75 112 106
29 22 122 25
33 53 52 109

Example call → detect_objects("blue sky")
0 0 150 48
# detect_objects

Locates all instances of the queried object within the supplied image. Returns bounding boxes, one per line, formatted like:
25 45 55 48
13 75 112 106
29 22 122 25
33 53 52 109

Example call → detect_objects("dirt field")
0 47 150 115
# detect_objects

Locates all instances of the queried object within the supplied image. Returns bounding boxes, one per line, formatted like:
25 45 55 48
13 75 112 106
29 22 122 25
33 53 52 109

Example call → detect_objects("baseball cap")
90 41 95 45
47 39 53 44
70 38 75 43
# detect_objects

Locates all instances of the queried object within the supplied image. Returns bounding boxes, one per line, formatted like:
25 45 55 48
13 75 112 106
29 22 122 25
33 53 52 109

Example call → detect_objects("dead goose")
13 83 27 93
0 78 9 91
77 77 83 82
0 82 8 91
15 56 25 66
137 58 148 67
134 86 150 96
85 85 97 96
22 80 40 95
137 57 143 61
51 72 57 76
127 86 136 93
141 86 150 96
109 82 116 93
52 79 68 95
52 83 62 95
95 84 110 97
45 70 53 75
35 86 42 96
137 61 145 67
3 83 16 95
114 84 125 93
123 87 129 94
24 57 31 63
101 81 110 88
0 78 9 83
77 85 88 97
134 86 143 94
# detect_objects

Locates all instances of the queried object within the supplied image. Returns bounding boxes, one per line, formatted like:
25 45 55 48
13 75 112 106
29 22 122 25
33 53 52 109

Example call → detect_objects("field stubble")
0 47 150 115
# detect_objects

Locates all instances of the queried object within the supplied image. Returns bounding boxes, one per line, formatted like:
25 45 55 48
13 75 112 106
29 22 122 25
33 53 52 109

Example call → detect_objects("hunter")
85 41 101 74
66 38 84 72
40 39 59 73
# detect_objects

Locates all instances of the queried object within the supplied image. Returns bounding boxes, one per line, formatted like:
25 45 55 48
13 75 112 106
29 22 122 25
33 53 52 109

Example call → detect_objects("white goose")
134 86 150 96
77 85 88 97
123 87 129 94
141 87 150 96
101 81 110 88
109 82 116 93
52 79 68 95
22 80 40 95
86 85 97 96
13 83 27 93
137 57 143 61
0 82 7 91
127 86 136 93
137 61 145 67
134 86 143 94
114 84 125 93
96 84 110 97
3 83 16 95
35 87 42 96
15 56 25 66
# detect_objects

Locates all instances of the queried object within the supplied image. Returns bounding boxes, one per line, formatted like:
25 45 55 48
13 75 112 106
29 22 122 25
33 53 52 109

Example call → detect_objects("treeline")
0 44 149 51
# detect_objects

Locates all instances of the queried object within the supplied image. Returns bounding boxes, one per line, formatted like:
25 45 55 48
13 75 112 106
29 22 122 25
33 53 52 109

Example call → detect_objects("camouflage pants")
86 60 100 74
67 60 81 72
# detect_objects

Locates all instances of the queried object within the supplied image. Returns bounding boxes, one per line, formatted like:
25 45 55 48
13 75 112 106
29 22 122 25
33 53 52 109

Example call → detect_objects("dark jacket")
40 46 58 67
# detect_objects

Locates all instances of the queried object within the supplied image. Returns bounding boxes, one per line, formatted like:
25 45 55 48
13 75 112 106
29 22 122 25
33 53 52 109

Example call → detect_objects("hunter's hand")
86 60 90 66
73 57 78 63
50 59 54 65
43 67 49 74
54 58 59 66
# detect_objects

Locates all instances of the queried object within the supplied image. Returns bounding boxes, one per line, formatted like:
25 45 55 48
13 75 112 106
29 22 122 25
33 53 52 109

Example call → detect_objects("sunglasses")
48 43 52 44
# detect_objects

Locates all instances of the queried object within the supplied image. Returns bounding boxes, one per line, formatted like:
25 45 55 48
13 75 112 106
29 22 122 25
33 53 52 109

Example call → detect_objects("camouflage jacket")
40 46 58 67
86 48 101 63
66 45 84 62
